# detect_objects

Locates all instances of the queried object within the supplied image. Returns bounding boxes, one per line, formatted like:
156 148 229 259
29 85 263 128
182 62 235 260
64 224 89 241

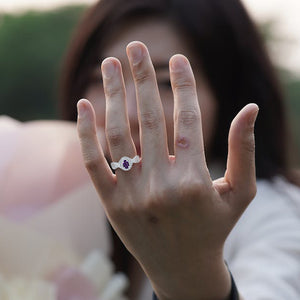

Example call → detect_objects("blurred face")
85 17 217 158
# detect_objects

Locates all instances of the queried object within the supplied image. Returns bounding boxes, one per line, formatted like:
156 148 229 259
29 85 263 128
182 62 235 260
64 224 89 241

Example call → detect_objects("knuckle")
179 179 199 194
78 129 92 141
178 177 209 198
134 69 152 86
78 122 96 139
144 182 176 206
141 111 161 130
106 127 126 147
178 109 200 126
104 85 124 99
173 77 195 93
241 133 255 154
84 157 101 174
147 178 206 207
144 190 171 211
112 201 134 216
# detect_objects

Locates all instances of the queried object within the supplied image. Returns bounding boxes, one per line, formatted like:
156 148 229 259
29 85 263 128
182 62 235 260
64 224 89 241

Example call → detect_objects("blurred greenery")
261 20 300 159
0 5 86 120
284 77 300 154
0 6 299 158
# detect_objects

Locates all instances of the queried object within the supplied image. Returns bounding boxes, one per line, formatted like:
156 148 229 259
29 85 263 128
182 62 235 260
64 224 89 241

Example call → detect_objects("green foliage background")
284 77 300 155
0 6 85 120
0 6 299 156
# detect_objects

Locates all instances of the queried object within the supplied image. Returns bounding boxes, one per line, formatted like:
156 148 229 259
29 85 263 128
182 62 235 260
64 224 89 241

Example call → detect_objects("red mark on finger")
176 137 190 149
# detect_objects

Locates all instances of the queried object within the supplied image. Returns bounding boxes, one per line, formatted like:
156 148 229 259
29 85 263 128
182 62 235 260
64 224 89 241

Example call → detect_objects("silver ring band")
111 155 141 171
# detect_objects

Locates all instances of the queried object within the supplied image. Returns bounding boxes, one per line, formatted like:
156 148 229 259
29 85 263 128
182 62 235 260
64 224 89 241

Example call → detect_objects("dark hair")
59 0 298 283
60 0 291 180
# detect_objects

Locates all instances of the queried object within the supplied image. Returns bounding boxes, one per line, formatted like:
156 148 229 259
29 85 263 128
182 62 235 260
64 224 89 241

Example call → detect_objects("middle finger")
127 42 169 170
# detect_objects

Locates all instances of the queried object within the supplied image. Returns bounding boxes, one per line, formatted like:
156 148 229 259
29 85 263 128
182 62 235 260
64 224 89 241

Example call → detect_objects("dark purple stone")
123 160 130 169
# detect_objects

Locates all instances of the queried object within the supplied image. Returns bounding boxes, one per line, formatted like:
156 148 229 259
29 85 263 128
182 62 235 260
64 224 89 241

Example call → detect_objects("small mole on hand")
147 215 159 224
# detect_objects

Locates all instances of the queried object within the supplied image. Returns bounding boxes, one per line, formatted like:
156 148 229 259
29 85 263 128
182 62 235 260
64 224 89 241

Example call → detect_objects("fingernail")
102 59 115 79
77 99 87 119
128 43 143 65
170 55 189 72
249 107 259 126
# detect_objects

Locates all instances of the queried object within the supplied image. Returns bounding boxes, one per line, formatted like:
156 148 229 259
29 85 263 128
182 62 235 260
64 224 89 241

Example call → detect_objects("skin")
84 18 217 158
77 20 258 300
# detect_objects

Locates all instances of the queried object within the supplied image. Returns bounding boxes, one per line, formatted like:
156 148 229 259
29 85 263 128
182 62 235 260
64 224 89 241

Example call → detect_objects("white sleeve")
224 178 300 300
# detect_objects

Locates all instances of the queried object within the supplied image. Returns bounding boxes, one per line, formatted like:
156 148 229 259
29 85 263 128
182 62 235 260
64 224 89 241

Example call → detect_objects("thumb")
225 103 259 205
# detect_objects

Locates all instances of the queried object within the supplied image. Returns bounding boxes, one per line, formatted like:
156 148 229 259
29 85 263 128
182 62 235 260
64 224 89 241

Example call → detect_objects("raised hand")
77 41 258 300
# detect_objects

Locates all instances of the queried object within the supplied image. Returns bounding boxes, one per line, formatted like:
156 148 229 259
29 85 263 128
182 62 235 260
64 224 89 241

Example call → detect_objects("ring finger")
102 57 138 178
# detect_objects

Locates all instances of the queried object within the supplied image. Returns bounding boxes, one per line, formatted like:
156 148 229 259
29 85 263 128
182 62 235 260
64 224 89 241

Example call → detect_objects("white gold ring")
111 155 141 171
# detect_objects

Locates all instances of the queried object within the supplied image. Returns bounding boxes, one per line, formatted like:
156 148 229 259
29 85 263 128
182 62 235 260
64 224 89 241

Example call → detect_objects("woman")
60 0 300 299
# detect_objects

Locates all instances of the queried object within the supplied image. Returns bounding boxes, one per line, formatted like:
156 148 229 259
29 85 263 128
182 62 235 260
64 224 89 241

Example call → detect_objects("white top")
224 177 300 300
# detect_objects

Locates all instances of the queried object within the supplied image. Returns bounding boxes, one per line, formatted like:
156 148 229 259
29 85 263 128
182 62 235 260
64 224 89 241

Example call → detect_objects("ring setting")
111 155 141 171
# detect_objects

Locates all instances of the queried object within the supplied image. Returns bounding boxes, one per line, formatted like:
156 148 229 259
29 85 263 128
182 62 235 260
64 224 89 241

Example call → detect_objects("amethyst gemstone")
123 160 130 169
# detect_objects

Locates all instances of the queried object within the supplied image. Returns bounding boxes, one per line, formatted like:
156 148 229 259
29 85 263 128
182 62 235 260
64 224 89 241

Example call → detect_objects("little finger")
77 99 115 199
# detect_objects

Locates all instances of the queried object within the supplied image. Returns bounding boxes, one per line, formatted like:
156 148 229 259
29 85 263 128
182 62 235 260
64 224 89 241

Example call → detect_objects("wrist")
150 255 231 300
152 262 239 300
